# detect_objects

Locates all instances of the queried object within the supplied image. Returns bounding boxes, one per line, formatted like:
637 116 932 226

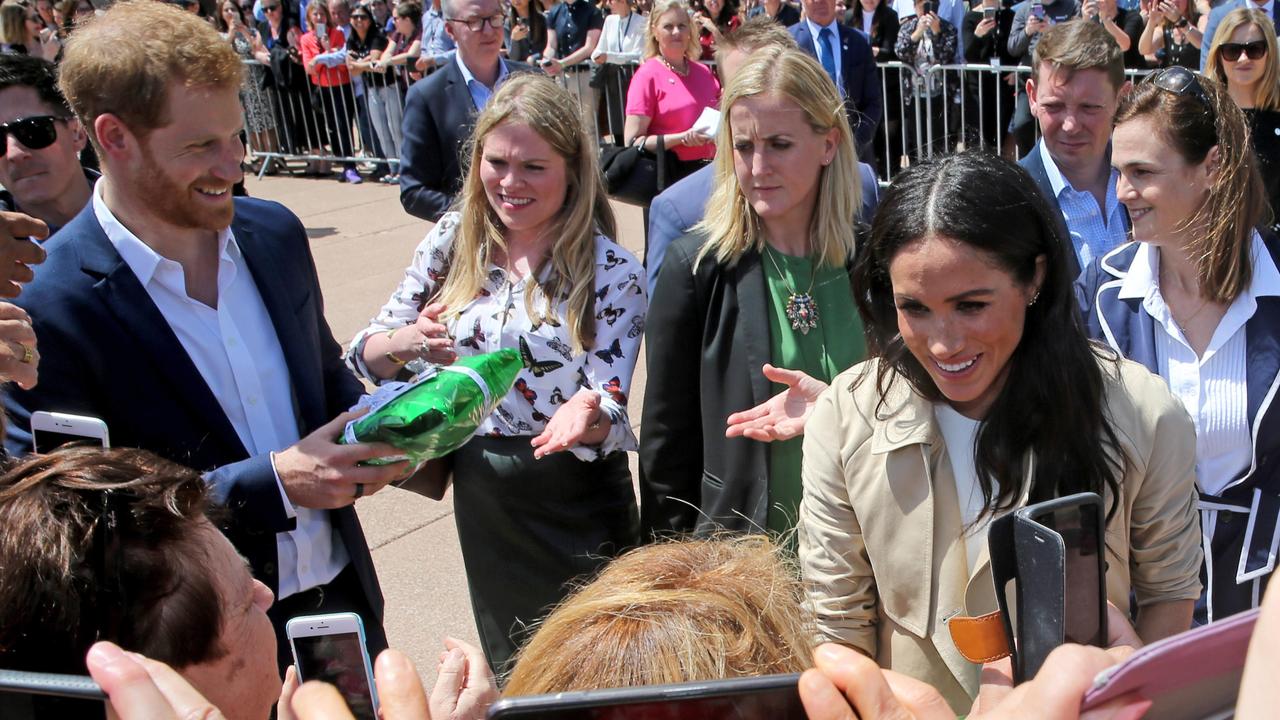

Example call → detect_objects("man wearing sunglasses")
1202 0 1279 71
0 55 94 236
1021 19 1131 282
399 0 535 220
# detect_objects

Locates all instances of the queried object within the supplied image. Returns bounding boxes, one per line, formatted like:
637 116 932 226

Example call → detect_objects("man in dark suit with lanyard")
3 1 410 673
399 0 534 221
789 0 883 158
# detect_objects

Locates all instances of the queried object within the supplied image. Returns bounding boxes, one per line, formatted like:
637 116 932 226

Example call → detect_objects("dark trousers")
452 436 638 676
315 83 358 171
268 563 389 676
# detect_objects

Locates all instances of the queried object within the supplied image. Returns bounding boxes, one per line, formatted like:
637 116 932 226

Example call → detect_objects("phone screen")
292 633 376 720
1033 504 1105 647
489 682 804 719
32 430 106 454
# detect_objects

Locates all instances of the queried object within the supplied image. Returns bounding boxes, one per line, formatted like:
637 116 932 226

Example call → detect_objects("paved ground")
243 173 649 688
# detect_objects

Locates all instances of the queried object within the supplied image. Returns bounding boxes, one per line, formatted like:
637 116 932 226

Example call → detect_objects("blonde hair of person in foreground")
502 534 814 693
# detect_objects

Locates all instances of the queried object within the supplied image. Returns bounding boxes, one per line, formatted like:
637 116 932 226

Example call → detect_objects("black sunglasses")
1220 40 1268 62
0 115 67 151
1148 65 1213 112
262 3 280 9
352 12 371 18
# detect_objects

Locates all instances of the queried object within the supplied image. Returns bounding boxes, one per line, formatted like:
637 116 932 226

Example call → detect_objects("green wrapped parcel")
341 348 522 464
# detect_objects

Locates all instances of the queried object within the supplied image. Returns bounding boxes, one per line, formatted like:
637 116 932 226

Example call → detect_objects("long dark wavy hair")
852 152 1125 520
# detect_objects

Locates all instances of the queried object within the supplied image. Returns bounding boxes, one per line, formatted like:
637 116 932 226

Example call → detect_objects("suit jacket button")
264 562 277 575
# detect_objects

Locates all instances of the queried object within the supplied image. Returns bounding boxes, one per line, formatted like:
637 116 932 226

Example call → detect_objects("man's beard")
134 143 236 231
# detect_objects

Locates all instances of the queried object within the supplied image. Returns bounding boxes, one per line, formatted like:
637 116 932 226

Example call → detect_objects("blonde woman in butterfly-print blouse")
639 48 864 541
345 75 646 674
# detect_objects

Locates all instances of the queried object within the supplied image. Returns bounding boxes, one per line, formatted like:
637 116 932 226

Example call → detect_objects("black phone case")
988 493 1107 683
1011 515 1067 681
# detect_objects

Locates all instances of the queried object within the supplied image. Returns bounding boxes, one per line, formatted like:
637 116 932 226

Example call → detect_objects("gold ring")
19 345 32 365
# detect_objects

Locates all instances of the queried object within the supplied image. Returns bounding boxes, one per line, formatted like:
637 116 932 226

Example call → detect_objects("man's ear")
65 117 88 153
93 114 136 164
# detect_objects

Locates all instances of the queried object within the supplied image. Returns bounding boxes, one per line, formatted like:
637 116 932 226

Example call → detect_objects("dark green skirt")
452 436 639 674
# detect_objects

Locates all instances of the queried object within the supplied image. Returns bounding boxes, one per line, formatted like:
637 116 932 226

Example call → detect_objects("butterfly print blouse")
346 213 648 461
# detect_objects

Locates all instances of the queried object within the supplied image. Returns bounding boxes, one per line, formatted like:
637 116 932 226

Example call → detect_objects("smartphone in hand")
287 613 378 720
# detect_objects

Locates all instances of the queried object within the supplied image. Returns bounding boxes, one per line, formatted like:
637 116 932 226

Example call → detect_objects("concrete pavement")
244 172 649 688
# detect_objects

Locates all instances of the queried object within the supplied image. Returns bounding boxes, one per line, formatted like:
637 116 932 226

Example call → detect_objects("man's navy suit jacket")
789 21 884 150
3 197 383 618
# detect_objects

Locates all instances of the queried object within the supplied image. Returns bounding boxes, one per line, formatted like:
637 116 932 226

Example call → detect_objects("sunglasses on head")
352 12 371 18
1220 40 1267 62
0 115 67 151
1148 65 1213 112
262 3 280 9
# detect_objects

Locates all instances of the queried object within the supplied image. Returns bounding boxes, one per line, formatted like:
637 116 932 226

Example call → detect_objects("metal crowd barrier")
871 62 1153 184
237 57 1152 186
238 57 417 179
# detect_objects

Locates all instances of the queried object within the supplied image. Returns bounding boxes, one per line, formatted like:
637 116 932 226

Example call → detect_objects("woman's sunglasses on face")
0 115 68 151
1220 40 1267 62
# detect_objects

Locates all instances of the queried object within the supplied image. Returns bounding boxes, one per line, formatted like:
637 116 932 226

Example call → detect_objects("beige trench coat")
799 356 1204 712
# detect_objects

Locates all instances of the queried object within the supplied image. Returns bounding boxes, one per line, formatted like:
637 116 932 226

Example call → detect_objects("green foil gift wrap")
341 348 522 464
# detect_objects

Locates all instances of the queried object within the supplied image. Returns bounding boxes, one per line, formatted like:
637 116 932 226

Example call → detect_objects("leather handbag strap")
656 133 666 192
947 610 1012 664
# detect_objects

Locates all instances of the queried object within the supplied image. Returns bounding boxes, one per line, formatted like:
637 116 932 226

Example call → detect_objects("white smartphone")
286 612 378 720
30 411 109 454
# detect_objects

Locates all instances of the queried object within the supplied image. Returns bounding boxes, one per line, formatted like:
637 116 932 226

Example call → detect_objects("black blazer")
843 5 900 62
639 231 860 537
3 198 383 619
399 59 535 221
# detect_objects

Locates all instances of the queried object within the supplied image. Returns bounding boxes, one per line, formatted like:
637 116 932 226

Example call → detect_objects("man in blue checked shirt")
1018 20 1130 282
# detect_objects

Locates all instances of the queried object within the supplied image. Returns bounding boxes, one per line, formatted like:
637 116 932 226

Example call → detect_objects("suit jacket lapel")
735 251 773 409
795 24 817 55
80 219 247 457
866 383 978 694
234 217 324 432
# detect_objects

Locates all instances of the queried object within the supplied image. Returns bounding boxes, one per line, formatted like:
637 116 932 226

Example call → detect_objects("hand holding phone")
288 613 378 720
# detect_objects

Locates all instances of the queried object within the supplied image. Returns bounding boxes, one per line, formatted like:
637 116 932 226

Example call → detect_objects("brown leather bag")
395 454 454 501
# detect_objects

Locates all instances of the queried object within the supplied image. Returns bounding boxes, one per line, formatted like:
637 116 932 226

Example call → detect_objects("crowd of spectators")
6 0 1280 718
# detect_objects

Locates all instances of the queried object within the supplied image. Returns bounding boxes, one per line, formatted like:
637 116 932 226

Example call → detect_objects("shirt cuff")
269 451 299 520
567 393 636 462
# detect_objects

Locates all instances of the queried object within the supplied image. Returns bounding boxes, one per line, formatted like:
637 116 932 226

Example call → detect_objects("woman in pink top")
623 0 721 182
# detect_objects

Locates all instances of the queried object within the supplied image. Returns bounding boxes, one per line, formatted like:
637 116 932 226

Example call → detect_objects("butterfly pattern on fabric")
343 212 648 461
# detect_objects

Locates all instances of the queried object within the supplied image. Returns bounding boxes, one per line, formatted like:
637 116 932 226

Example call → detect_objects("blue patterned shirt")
1040 140 1129 271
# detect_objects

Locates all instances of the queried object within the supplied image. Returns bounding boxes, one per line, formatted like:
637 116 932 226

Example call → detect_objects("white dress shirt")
456 53 510 110
1118 235 1280 540
806 17 844 89
93 185 348 599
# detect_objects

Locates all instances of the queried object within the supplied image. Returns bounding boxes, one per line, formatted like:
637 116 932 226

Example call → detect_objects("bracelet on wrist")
383 327 411 366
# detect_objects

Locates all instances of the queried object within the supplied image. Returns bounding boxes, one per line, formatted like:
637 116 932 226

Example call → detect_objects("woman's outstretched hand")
725 364 828 443
531 389 610 458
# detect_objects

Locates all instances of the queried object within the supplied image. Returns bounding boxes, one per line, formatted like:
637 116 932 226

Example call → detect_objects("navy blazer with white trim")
1077 237 1280 622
